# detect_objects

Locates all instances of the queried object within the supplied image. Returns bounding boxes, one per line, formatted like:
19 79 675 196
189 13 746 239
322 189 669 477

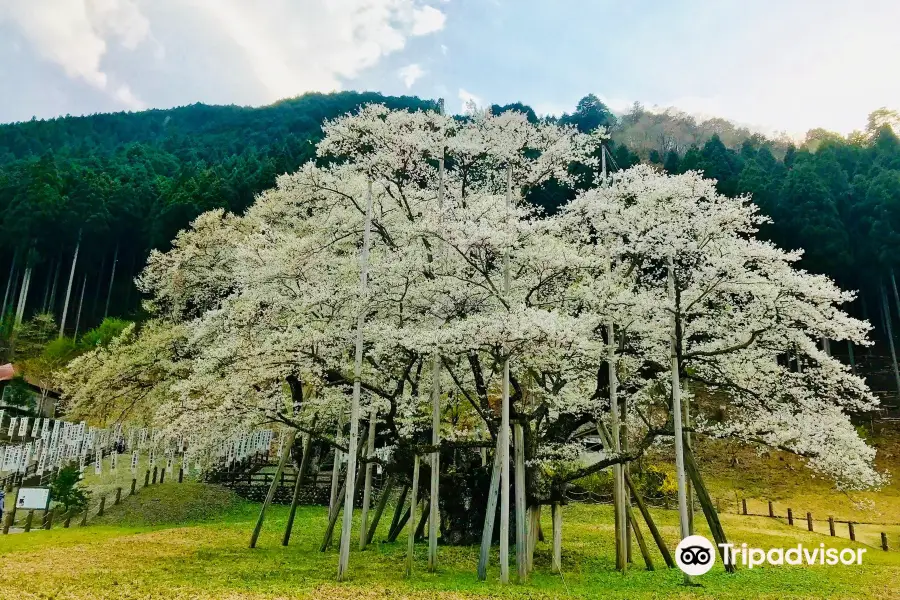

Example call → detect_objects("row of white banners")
0 409 276 479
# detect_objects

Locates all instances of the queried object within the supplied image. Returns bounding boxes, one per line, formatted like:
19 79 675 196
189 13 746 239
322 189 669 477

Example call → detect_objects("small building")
0 363 58 418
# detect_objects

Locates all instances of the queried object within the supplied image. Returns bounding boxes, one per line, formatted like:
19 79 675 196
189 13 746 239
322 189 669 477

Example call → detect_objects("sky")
1 0 899 136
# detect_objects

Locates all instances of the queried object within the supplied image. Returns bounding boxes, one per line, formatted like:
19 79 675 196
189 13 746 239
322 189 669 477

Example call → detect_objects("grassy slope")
2 481 899 600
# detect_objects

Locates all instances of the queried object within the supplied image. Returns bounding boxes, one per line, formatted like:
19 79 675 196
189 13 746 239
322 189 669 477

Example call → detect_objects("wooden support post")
360 408 378 551
24 510 34 532
365 476 395 546
115 487 122 505
849 522 856 541
178 467 184 483
599 421 675 569
551 502 562 574
682 444 735 573
44 508 54 530
144 470 150 487
626 504 655 571
478 440 502 581
284 434 313 547
2 511 11 534
829 517 835 536
882 532 889 551
807 512 813 532
768 501 774 518
80 507 88 526
513 423 527 582
98 496 106 517
152 466 158 485
249 430 296 549
526 505 539 573
414 500 430 541
787 508 793 526
131 478 137 496
388 505 412 544
388 485 409 542
406 454 420 577
322 432 369 552
63 510 73 528
159 469 165 484
742 499 747 515
429 352 441 572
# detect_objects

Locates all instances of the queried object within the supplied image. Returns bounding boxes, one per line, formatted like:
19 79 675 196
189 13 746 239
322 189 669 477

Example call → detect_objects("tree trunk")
14 265 32 326
48 251 61 316
74 272 87 338
1 248 19 316
881 282 900 399
848 340 857 375
59 233 82 338
41 257 54 313
249 430 296 548
104 243 119 318
682 443 736 573
91 254 105 321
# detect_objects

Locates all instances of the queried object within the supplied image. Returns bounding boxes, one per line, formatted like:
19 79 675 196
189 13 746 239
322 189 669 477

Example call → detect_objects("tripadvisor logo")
676 535 867 576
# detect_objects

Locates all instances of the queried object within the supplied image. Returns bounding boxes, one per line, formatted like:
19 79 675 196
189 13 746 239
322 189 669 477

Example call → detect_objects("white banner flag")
8 416 18 438
131 450 138 474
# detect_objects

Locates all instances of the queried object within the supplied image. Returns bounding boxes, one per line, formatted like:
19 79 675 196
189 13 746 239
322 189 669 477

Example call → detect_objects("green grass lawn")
2 481 899 599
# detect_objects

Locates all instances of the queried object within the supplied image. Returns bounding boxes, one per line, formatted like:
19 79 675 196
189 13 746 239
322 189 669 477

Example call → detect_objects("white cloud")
411 6 446 36
0 0 150 109
458 88 482 114
187 0 447 103
398 63 425 89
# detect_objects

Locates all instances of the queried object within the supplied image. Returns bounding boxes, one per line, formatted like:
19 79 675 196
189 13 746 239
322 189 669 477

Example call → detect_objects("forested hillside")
0 90 898 399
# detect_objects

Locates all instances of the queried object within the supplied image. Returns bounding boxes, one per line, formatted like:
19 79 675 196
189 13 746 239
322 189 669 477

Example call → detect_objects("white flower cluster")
58 106 885 490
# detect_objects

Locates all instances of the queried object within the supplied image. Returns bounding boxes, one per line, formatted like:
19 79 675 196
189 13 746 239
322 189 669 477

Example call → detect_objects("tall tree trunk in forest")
91 254 105 320
4 264 18 317
41 259 53 313
1 248 19 316
59 231 82 338
104 243 119 318
74 272 88 338
14 264 32 326
880 282 900 399
48 251 61 316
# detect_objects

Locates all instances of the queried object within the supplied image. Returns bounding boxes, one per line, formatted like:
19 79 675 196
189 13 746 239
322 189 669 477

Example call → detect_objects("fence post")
787 508 793 526
24 510 34 532
44 508 54 530
159 469 165 484
806 512 813 532
2 511 12 534
145 470 151 487
152 466 158 484
131 478 137 496
829 517 835 536
98 496 106 517
742 499 747 515
178 467 184 483
115 488 122 505
849 522 856 541
768 501 774 518
882 532 889 551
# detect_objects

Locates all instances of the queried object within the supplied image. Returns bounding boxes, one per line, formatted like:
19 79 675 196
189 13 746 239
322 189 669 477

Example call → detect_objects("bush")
49 462 90 512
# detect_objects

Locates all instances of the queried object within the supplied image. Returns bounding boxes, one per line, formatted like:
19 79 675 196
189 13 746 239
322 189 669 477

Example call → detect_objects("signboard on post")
16 487 51 510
